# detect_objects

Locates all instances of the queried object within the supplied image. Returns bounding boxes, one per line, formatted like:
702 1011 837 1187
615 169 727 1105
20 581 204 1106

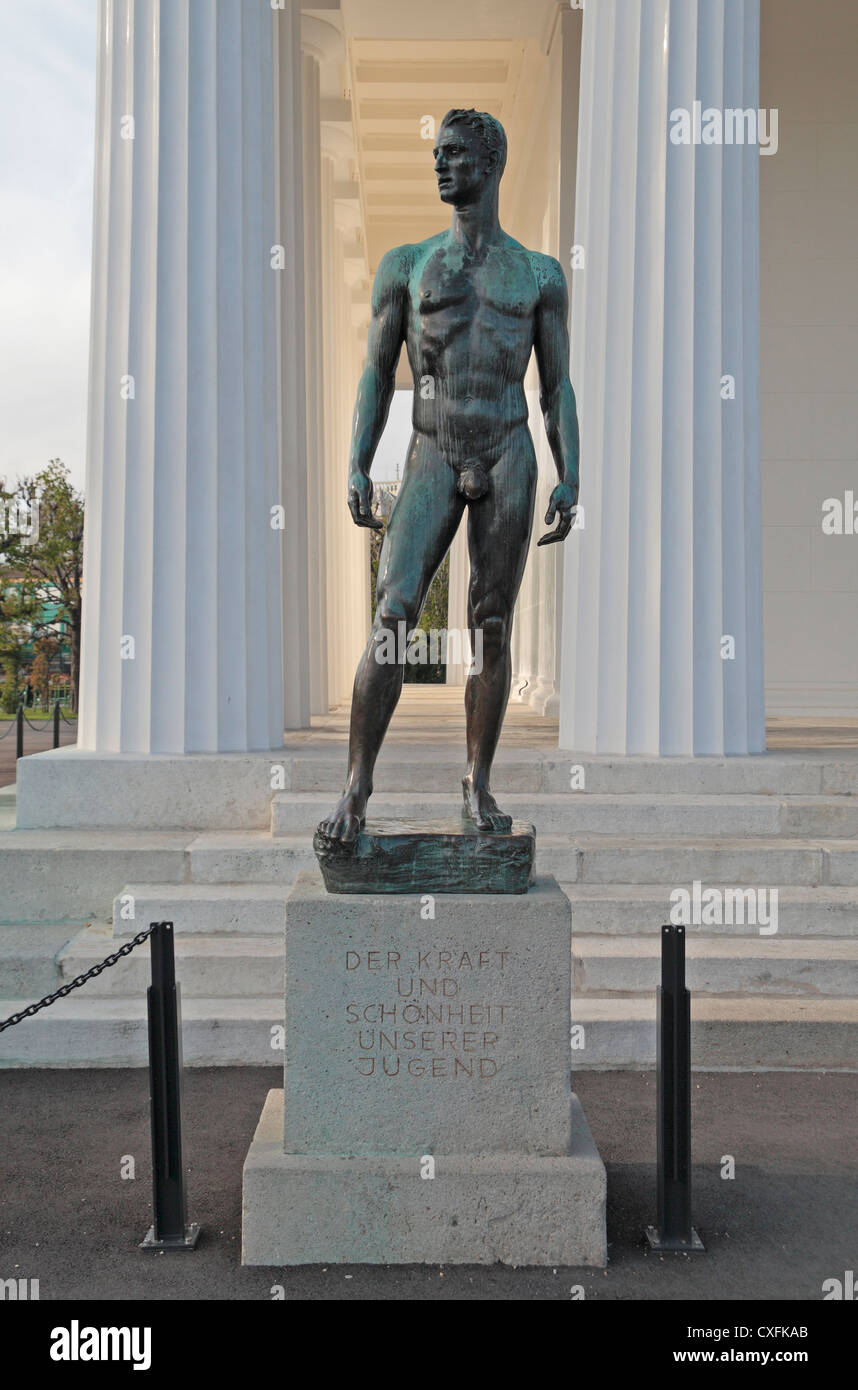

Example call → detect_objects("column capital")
301 15 343 64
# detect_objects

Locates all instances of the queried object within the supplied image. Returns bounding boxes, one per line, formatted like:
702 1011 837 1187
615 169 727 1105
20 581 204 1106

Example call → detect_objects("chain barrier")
21 710 52 732
0 719 16 740
0 924 160 1033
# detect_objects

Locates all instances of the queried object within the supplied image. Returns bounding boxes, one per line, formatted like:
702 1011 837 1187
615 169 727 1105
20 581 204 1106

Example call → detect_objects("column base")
241 1089 607 1267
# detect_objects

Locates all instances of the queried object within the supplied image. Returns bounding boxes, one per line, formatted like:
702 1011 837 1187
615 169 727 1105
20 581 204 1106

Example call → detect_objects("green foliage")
0 671 20 716
0 583 43 711
0 460 84 710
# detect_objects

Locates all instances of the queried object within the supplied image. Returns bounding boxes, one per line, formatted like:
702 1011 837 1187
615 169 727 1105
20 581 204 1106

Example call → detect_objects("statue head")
434 109 507 206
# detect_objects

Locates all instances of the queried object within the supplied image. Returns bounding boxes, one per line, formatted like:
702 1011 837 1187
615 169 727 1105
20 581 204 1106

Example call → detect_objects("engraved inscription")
344 947 511 1079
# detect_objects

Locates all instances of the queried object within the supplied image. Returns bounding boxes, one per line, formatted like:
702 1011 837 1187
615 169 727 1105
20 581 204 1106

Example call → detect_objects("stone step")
1 828 852 925
0 996 283 1067
0 830 192 923
187 832 315 884
271 790 858 838
187 831 858 887
2 991 854 1070
112 883 291 936
0 924 80 996
573 935 858 996
59 925 283 996
563 884 858 936
544 836 858 886
284 751 858 796
569 996 858 1069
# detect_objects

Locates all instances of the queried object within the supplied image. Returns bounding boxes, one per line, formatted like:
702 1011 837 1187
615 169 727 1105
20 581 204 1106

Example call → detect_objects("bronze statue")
318 109 579 844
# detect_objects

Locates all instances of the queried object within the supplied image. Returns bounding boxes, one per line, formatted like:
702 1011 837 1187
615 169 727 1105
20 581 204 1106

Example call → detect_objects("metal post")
140 921 200 1250
646 924 704 1252
16 703 23 761
52 699 60 750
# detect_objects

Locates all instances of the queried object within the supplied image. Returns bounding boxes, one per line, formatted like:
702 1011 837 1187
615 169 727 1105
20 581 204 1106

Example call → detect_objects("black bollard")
52 699 60 750
646 924 704 1252
140 921 200 1250
16 703 23 761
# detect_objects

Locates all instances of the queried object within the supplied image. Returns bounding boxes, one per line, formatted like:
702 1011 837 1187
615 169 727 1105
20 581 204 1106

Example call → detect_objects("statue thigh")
466 430 537 639
375 432 466 630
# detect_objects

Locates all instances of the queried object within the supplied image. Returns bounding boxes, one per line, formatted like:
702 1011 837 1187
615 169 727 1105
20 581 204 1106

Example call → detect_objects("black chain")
0 720 14 739
0 923 162 1033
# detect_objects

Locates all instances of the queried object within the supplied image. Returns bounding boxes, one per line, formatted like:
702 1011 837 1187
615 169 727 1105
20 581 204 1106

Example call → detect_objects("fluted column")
79 0 296 753
445 521 469 685
301 25 328 715
559 0 764 755
276 0 311 731
334 204 371 695
321 130 369 705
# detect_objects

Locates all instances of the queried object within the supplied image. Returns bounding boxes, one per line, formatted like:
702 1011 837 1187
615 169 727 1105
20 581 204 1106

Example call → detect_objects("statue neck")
450 186 501 254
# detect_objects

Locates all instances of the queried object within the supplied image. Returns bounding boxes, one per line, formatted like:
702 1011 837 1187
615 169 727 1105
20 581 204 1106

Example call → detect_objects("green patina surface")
313 818 535 895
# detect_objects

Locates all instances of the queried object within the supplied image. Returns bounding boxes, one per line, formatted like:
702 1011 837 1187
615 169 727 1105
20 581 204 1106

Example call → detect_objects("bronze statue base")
313 818 535 895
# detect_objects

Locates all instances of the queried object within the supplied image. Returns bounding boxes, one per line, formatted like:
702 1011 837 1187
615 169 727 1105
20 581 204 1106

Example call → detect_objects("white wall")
760 0 858 715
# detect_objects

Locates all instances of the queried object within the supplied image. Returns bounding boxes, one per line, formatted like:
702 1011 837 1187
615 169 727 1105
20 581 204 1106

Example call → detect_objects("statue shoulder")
372 237 441 310
370 244 419 318
373 243 414 296
527 251 568 308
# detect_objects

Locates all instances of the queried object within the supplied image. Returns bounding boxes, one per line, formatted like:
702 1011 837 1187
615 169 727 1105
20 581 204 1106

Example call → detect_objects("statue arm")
347 247 409 530
533 255 580 546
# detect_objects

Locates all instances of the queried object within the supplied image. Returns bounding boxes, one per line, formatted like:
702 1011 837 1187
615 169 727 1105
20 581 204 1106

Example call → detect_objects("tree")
32 633 60 707
0 460 84 710
0 584 42 713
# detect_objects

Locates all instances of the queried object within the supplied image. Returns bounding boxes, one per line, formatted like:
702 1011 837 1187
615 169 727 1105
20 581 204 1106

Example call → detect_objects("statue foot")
461 776 513 834
316 789 367 846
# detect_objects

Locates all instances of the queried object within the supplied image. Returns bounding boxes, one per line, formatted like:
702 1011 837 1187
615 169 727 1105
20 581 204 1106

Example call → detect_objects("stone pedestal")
241 872 607 1265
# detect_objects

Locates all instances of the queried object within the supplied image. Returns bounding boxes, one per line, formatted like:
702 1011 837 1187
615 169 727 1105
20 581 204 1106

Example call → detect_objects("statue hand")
348 473 383 531
538 480 579 546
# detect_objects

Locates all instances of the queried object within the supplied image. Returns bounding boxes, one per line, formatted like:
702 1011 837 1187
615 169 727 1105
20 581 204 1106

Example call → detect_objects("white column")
445 521 469 685
301 25 328 716
321 134 370 706
559 0 764 755
79 0 295 753
276 0 311 731
335 201 371 696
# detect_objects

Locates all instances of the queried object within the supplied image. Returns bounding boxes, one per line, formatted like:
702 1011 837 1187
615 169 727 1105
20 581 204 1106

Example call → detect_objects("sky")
0 1 96 497
0 0 413 501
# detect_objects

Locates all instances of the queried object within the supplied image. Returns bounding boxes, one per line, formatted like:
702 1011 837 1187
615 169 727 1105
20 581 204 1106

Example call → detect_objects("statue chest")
411 255 537 347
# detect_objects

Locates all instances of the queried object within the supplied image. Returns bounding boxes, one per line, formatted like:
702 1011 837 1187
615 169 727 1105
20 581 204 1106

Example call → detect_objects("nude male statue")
318 108 580 844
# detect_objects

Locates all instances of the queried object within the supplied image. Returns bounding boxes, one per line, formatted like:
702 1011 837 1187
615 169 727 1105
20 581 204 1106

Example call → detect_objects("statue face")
433 122 496 205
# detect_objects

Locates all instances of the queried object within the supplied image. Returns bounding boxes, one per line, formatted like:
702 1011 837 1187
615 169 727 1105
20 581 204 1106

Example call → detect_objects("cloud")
0 0 96 492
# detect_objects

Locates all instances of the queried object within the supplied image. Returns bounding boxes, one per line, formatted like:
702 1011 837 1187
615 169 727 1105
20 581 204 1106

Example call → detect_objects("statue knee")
471 604 509 650
375 589 409 631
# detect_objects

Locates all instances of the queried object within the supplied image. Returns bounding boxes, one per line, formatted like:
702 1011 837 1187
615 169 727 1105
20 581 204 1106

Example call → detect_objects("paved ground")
305 687 858 748
0 717 76 788
1 1068 854 1301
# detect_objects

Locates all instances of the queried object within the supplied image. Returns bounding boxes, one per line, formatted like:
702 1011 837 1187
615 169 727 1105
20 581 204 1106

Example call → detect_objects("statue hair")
440 109 508 178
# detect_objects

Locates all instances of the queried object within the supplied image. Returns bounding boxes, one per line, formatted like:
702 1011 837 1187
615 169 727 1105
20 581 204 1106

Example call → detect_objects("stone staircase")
0 748 856 1069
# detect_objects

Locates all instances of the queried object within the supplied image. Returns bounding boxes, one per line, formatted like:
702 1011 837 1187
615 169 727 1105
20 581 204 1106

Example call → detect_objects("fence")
0 700 78 758
0 920 200 1251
